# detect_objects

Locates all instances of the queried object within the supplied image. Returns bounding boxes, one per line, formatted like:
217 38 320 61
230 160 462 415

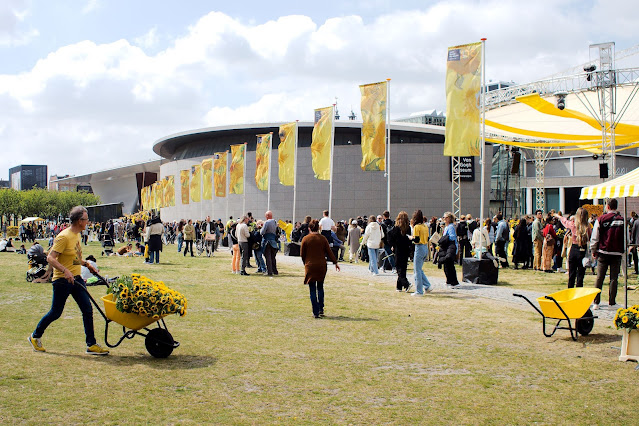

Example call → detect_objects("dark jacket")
591 211 624 256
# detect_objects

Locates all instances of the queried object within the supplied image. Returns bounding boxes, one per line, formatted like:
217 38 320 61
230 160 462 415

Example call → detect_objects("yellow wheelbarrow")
514 288 601 341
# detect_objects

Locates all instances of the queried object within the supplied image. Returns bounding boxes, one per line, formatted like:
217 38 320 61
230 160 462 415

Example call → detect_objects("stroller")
101 233 115 256
26 244 50 282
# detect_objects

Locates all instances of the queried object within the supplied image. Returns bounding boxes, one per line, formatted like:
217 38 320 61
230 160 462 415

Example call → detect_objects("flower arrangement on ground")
613 305 639 330
107 273 187 319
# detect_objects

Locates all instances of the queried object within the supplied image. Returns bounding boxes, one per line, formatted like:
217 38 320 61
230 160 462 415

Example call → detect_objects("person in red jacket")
590 198 624 309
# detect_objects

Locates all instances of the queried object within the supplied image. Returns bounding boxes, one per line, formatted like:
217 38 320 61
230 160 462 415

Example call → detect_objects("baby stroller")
26 244 50 282
101 233 115 256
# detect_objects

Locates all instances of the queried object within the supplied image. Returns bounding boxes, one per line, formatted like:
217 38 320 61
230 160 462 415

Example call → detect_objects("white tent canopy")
580 166 639 199
19 217 45 223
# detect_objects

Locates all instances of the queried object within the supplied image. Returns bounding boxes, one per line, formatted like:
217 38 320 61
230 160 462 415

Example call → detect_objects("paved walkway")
269 250 617 321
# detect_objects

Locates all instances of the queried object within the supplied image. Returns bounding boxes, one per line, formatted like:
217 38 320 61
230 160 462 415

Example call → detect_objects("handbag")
582 245 593 268
204 233 216 242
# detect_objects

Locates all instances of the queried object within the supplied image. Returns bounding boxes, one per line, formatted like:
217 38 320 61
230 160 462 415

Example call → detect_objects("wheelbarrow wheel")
145 328 174 358
576 309 595 336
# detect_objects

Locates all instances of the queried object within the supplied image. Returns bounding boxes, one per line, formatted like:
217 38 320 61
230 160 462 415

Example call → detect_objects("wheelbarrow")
514 288 601 341
81 274 180 358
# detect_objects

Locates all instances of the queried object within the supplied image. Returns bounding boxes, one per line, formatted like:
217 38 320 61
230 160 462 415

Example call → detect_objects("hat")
351 220 357 225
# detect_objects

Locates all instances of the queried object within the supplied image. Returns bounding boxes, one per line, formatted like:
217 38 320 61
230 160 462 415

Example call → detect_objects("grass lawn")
1 241 637 424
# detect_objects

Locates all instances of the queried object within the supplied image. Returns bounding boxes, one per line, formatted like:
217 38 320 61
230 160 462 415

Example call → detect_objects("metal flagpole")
328 105 336 216
480 38 487 221
386 78 391 213
267 132 273 212
225 152 230 221
243 142 247 216
293 120 299 224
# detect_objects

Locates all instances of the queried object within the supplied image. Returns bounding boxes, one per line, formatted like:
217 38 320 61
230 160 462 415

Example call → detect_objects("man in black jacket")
380 211 396 272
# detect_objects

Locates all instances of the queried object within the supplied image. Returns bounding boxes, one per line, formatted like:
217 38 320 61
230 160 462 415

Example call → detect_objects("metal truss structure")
451 157 461 218
534 148 551 212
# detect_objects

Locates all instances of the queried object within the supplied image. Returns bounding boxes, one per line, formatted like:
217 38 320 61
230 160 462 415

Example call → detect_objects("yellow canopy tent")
580 167 639 308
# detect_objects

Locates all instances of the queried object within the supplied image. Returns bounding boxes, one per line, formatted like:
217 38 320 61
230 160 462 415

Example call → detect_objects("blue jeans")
177 235 183 252
368 247 380 274
33 277 96 346
149 250 160 263
308 281 324 317
254 247 266 272
413 244 431 293
383 245 396 269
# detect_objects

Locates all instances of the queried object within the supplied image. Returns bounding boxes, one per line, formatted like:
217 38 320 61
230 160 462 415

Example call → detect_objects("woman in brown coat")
301 219 340 318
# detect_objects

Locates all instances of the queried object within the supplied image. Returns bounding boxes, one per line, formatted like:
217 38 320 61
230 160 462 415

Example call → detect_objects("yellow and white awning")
580 167 639 199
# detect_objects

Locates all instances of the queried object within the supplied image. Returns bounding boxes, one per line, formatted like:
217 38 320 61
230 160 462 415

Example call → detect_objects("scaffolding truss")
452 157 461 218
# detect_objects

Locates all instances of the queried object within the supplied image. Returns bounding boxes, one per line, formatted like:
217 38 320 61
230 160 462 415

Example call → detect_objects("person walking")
230 220 240 274
381 211 396 272
494 213 509 268
532 209 544 270
261 211 279 276
183 219 195 257
237 216 251 275
411 210 432 296
346 220 361 263
203 216 216 257
145 215 164 264
300 219 340 318
362 215 384 275
512 218 530 269
388 211 413 292
439 212 459 287
28 206 109 355
555 208 591 288
591 198 624 309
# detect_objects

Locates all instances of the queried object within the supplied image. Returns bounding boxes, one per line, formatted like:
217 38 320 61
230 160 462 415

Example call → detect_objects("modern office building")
9 165 48 191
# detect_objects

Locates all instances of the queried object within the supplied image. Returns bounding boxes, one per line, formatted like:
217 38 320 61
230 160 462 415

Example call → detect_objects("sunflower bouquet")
107 273 187 319
613 305 639 330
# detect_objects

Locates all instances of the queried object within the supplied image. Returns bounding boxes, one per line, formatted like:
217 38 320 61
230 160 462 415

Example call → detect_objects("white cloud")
82 0 101 15
1 1 639 176
0 0 38 46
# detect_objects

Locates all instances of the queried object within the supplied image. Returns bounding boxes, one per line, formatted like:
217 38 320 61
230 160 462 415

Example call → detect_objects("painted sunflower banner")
190 164 201 203
255 133 272 191
201 158 213 200
164 175 176 207
180 170 190 205
444 41 482 157
311 106 333 180
214 152 227 197
230 144 245 195
360 81 387 171
154 180 164 209
140 186 148 211
278 122 296 186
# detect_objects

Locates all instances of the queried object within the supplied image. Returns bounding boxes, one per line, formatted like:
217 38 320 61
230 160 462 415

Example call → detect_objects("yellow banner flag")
140 186 148 211
230 144 245 195
278 122 296 186
201 158 213 200
255 133 272 191
444 42 482 156
214 152 227 197
180 170 190 205
190 164 201 203
360 81 387 171
164 176 175 207
155 180 165 209
311 106 333 180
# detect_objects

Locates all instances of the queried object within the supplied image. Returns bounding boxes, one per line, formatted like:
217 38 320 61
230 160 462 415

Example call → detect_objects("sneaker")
396 289 403 292
28 334 45 352
319 310 325 317
405 283 413 292
86 344 109 355
592 303 599 310
424 287 433 293
411 292 424 297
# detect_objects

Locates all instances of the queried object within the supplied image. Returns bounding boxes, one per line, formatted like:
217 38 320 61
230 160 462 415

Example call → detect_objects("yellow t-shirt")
51 228 83 280
413 223 429 245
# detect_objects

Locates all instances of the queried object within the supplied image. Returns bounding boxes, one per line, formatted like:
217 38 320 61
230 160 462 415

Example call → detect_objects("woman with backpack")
541 215 557 273
555 209 591 287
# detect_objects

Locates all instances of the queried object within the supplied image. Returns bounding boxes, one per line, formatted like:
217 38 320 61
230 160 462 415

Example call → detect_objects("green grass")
0 241 637 424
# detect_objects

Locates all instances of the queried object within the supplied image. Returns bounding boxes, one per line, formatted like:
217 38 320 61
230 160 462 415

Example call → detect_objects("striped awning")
580 167 639 199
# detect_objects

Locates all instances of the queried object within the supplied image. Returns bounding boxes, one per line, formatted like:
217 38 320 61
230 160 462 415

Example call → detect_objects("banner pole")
480 38 487 221
222 151 231 223
329 105 336 216
293 121 299 224
243 142 247 216
267 132 273 212
386 78 391 213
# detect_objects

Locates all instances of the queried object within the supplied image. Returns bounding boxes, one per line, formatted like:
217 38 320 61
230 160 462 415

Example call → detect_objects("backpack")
457 221 468 240
249 230 262 250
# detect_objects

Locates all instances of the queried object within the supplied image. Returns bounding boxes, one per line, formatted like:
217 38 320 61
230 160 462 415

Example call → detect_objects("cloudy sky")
1 0 638 178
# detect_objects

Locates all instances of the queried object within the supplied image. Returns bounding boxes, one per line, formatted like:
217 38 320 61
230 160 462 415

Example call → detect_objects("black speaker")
510 151 521 174
599 163 609 179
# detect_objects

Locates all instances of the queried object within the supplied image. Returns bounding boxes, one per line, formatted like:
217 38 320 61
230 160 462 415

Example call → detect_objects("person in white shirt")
319 210 336 245
362 215 384 275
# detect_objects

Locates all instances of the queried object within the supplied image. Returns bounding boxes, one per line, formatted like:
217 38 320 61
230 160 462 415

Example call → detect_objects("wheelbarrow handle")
513 293 544 317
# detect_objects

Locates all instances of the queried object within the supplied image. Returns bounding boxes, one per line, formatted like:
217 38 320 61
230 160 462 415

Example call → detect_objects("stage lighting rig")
554 91 568 110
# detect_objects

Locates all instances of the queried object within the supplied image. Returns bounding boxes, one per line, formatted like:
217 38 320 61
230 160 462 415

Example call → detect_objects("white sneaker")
411 292 424 297
592 303 599 310
424 287 433 293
